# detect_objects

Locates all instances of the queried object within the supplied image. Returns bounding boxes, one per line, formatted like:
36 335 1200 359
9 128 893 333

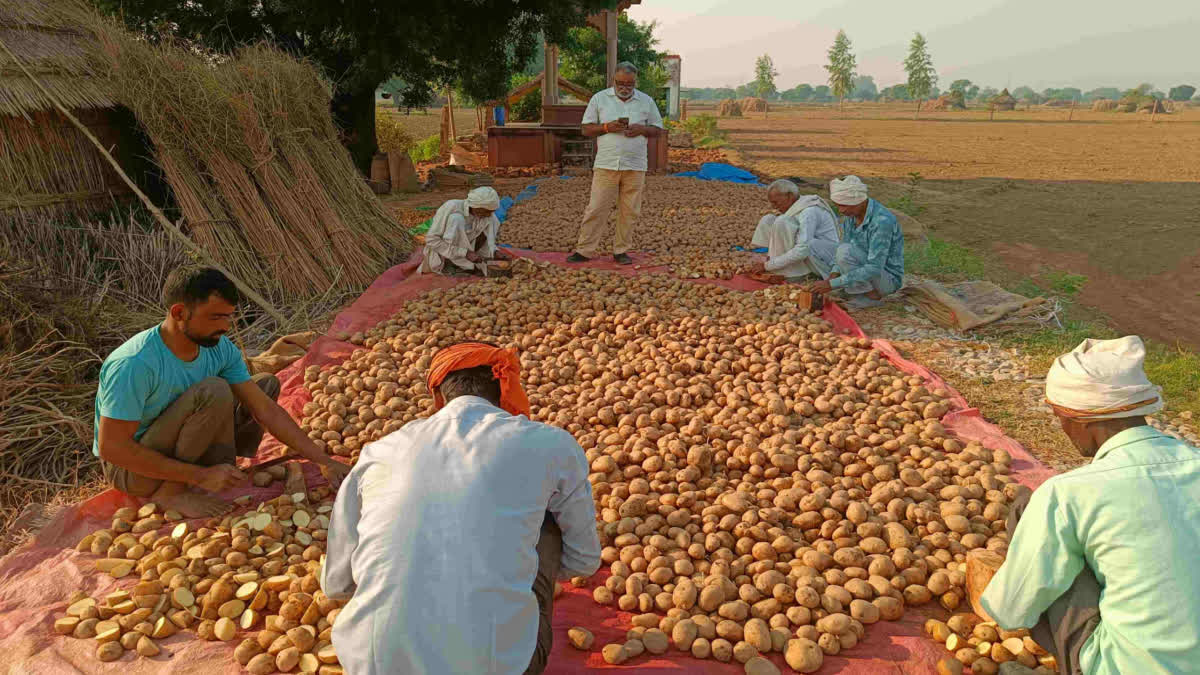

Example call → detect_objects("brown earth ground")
711 103 1200 349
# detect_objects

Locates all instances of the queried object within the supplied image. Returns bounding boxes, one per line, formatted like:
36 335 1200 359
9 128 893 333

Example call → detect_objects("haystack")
717 98 742 117
990 88 1016 111
1091 98 1117 112
929 93 966 111
740 97 767 113
0 0 135 224
1137 98 1169 114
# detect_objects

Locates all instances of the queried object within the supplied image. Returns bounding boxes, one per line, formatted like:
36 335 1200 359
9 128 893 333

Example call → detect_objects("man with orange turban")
322 342 601 675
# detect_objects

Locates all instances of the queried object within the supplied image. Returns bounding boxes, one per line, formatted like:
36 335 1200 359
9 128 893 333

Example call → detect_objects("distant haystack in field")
717 98 742 117
990 88 1016 111
1137 98 1169 114
1091 98 1117 112
1043 98 1073 108
0 0 138 224
928 93 966 111
740 97 767 113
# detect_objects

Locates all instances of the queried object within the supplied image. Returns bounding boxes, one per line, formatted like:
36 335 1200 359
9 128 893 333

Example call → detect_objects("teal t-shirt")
92 325 251 456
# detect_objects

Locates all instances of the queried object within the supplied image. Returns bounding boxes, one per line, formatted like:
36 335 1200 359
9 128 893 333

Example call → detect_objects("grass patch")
905 237 986 280
1042 270 1088 296
408 133 441 163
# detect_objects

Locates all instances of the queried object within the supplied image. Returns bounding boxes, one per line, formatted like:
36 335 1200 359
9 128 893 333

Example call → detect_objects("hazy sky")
625 0 1200 91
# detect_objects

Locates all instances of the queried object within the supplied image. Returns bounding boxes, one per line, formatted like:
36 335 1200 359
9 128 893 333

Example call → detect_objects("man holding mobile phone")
567 61 664 266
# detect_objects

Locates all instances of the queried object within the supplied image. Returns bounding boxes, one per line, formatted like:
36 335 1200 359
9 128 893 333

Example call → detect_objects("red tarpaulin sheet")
0 251 1056 674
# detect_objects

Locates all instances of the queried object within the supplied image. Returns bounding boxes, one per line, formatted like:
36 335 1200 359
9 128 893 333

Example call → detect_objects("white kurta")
321 396 602 675
419 199 499 275
753 195 840 279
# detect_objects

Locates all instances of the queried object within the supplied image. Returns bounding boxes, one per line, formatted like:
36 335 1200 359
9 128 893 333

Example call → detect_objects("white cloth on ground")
830 175 869 205
759 195 840 279
419 198 499 276
321 395 601 675
1045 336 1164 419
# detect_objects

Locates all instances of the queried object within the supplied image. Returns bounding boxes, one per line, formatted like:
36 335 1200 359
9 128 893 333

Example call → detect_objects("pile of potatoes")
927 615 1056 675
499 176 770 253
299 265 1029 672
648 249 762 280
56 489 347 673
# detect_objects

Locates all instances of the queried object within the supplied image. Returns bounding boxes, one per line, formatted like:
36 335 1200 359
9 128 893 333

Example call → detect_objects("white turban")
1045 336 1163 420
466 186 500 211
829 175 869 206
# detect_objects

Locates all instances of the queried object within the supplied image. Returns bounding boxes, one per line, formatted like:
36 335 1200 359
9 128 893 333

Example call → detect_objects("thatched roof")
0 0 112 119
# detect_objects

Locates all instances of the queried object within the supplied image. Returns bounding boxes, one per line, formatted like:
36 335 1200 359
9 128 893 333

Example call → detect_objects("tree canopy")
825 30 856 109
780 83 815 102
752 54 780 99
1169 85 1196 102
903 33 937 115
561 13 668 101
852 76 878 101
97 0 610 170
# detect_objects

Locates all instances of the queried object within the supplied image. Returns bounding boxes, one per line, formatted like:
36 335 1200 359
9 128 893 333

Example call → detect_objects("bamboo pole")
0 35 286 324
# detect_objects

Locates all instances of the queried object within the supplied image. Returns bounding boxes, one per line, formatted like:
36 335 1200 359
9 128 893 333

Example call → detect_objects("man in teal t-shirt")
95 267 348 517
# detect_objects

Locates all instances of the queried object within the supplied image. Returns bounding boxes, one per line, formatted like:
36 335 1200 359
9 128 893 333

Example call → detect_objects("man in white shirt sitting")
322 342 601 675
749 179 840 281
567 61 665 265
419 187 510 276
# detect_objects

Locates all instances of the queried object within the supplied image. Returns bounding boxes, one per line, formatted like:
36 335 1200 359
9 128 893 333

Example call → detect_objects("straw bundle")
92 28 412 298
1091 99 1117 112
717 98 742 117
740 97 767 112
928 94 966 111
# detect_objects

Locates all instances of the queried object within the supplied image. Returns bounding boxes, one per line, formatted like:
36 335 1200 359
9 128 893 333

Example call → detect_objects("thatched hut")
0 0 143 224
990 88 1016 111
740 97 767 113
1091 98 1117 112
717 98 742 117
1137 98 1168 114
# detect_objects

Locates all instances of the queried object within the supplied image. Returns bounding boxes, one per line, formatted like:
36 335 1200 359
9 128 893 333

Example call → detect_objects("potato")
136 636 160 657
601 643 628 665
744 655 780 675
236 638 265 665
247 653 277 675
691 637 712 659
732 640 759 664
936 657 963 675
97 641 124 662
54 617 80 635
712 638 734 663
277 646 301 672
973 657 999 675
672 619 698 651
785 638 823 673
567 627 594 650
743 618 772 653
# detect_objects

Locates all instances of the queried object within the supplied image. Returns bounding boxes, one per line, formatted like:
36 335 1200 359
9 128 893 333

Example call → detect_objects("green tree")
752 54 779 99
949 79 972 95
825 30 856 111
1122 83 1155 100
560 13 668 111
852 76 877 101
978 86 998 101
1168 85 1195 101
1085 87 1120 101
97 0 610 172
812 85 832 102
782 84 814 102
903 33 937 118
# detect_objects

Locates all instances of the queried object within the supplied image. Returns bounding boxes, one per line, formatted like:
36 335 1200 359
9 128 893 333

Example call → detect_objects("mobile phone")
618 117 630 126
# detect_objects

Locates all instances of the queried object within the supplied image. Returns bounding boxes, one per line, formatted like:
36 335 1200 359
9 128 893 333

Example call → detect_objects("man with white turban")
981 336 1200 675
805 175 904 308
419 187 509 276
748 179 840 281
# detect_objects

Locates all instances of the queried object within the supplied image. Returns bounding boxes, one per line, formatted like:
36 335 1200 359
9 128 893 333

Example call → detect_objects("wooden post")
606 9 618 88
1069 99 1076 122
446 87 457 141
682 99 688 121
542 42 560 109
989 103 995 121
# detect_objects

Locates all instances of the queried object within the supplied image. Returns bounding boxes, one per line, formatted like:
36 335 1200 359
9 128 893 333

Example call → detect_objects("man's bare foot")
156 491 231 519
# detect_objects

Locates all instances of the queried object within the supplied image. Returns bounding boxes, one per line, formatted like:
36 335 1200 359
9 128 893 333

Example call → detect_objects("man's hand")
747 261 767 274
318 459 350 490
195 464 247 493
466 251 482 263
623 124 652 137
605 120 629 134
805 279 834 295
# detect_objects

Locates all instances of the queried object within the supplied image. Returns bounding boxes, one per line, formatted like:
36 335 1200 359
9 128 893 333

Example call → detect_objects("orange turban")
426 342 531 417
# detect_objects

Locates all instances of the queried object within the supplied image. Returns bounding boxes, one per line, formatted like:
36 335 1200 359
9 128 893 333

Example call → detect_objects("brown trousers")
102 374 280 497
573 168 647 257
524 512 563 675
1009 492 1102 675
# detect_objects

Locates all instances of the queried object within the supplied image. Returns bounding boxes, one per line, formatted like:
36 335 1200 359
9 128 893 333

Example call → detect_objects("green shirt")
830 198 904 291
93 325 250 456
981 426 1200 675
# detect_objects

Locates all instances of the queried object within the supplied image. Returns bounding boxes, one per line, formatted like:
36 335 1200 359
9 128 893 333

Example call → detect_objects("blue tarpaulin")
674 162 762 185
495 196 516 223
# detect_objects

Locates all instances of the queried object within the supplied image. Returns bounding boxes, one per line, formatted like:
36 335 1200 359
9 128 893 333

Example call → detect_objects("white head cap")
466 186 500 211
1045 335 1163 420
829 175 869 206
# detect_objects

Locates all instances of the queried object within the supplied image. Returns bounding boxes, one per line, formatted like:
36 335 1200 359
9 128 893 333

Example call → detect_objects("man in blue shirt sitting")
805 175 904 309
94 267 348 517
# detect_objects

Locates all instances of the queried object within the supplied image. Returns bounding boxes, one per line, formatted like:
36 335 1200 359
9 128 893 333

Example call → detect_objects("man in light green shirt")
981 336 1200 675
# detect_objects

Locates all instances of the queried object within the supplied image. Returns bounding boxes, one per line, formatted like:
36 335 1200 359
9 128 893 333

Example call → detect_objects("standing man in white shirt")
567 61 665 265
322 342 601 675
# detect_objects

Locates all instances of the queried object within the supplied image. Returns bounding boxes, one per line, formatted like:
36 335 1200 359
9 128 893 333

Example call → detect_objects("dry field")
376 105 482 140
712 103 1200 349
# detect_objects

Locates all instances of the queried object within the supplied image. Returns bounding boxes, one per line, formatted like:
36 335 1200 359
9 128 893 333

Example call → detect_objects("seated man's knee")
835 243 855 265
194 377 235 411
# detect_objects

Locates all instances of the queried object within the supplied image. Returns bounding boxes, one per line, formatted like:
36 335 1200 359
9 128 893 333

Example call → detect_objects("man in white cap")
747 179 840 282
419 186 510 276
806 175 904 308
981 336 1200 675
